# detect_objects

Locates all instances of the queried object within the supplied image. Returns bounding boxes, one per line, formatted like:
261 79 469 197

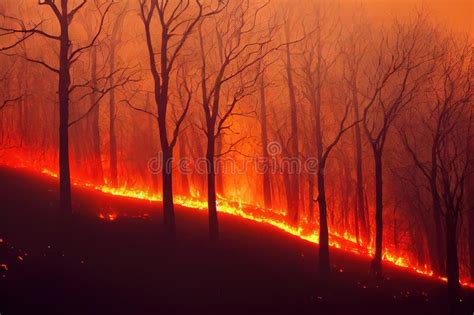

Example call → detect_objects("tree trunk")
431 182 445 275
308 175 315 223
157 31 177 240
352 178 360 244
259 67 272 209
58 11 72 215
393 206 398 252
282 167 293 216
470 134 474 282
109 43 118 187
371 149 383 276
318 165 330 275
18 60 28 147
430 150 445 275
352 77 368 245
207 134 218 241
215 135 224 196
284 33 299 225
192 127 206 194
445 214 460 314
90 45 104 185
178 135 190 196
469 198 474 282
412 226 426 266
342 157 352 231
0 110 3 145
311 12 329 276
145 93 159 194
162 146 176 238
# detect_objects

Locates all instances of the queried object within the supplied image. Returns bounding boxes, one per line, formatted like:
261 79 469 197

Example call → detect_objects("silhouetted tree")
1 0 113 214
282 10 300 226
197 0 277 240
362 17 435 276
258 60 272 209
139 0 224 238
340 8 370 245
406 38 473 312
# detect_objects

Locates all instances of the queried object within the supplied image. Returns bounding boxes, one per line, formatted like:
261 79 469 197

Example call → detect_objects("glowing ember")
41 169 58 178
99 213 118 222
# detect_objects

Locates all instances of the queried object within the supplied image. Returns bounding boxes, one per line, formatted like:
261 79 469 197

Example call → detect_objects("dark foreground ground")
0 166 473 315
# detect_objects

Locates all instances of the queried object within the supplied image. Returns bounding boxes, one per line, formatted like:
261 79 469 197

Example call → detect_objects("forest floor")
0 166 473 315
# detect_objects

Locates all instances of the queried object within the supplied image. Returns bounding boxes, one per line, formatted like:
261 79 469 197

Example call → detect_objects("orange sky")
363 0 473 34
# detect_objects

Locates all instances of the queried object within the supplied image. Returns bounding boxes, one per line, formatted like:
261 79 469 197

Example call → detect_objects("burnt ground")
0 166 472 315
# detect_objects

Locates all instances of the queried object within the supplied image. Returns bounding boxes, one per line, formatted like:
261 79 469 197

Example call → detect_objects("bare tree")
282 9 300 226
139 0 224 238
401 38 473 311
77 0 117 185
438 99 472 314
107 1 129 187
298 1 356 276
400 108 446 275
340 7 370 245
197 0 277 240
1 0 113 215
258 59 272 209
362 17 435 276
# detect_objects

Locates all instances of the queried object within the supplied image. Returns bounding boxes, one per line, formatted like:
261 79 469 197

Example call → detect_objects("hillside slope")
0 167 472 315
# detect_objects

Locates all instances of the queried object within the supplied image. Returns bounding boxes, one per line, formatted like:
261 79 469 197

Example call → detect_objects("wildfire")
17 167 467 289
41 168 59 178
99 213 118 221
